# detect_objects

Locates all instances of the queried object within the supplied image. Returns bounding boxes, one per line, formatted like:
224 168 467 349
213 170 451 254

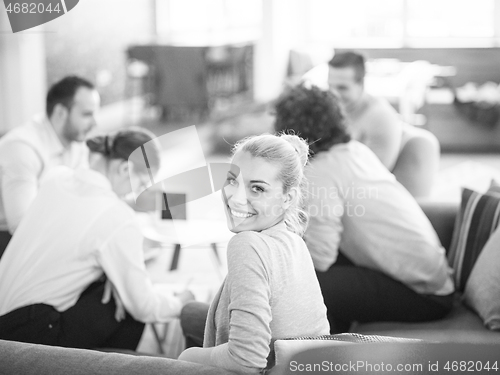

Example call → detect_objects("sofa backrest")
418 200 458 253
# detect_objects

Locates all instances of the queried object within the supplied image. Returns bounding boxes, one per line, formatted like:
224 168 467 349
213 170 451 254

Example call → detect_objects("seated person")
0 128 193 350
178 134 329 373
273 84 454 333
0 76 100 257
327 51 403 171
391 122 440 198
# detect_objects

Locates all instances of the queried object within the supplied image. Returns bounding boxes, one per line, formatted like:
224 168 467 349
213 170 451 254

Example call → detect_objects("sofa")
270 198 500 373
1 200 499 374
352 199 500 344
0 339 239 375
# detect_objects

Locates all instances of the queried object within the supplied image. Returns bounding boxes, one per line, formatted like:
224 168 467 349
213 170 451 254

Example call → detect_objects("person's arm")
362 99 402 171
97 219 185 323
179 233 272 374
392 125 440 198
0 141 43 233
303 170 344 271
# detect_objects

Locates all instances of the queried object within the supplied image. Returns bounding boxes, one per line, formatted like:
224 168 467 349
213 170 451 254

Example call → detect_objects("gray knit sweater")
203 222 330 374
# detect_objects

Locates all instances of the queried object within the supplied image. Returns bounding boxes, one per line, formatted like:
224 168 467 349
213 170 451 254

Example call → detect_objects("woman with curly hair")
274 84 454 333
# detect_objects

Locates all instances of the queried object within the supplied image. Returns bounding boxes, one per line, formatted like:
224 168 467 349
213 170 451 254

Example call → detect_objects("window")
155 0 262 45
309 0 404 46
406 0 495 41
307 0 499 47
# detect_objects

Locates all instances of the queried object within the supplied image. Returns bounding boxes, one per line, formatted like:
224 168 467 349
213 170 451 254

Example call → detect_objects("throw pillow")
489 179 500 194
447 188 500 292
274 334 421 367
463 226 500 330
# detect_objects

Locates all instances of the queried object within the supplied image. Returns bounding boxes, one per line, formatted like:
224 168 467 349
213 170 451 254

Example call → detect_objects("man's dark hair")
46 76 95 117
273 84 351 156
328 51 366 82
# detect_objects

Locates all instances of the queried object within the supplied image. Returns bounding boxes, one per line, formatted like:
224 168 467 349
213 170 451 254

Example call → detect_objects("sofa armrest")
270 342 500 375
418 200 458 252
274 334 422 369
0 340 238 375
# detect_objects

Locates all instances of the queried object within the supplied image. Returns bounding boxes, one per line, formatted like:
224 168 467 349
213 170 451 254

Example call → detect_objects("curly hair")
273 84 351 156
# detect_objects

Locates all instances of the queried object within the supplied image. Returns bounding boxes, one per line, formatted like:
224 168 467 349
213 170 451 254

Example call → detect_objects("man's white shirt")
0 167 182 322
0 115 88 232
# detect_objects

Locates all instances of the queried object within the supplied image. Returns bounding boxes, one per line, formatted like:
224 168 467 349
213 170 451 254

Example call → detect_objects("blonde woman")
179 133 329 374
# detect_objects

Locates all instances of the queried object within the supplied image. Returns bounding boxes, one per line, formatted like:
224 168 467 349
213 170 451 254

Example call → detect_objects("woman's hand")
176 289 196 305
101 279 126 322
178 347 212 364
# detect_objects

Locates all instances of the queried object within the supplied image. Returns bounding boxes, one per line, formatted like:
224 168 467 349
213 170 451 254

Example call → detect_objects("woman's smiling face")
222 150 289 233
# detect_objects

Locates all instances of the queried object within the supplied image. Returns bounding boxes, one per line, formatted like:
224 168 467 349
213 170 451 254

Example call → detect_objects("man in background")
0 76 100 257
328 51 402 170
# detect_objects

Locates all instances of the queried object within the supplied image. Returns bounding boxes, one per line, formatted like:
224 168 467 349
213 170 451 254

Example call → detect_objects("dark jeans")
317 253 454 333
179 301 209 348
0 279 145 350
0 230 12 260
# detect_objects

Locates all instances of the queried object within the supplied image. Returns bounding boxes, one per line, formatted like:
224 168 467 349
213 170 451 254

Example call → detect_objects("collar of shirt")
36 114 68 159
263 221 288 234
74 168 113 191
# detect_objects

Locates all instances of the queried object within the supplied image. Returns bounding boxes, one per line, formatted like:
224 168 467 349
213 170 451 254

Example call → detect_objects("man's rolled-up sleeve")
97 220 182 323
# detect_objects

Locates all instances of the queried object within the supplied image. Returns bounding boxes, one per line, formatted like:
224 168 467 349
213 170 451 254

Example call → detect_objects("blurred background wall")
1 0 500 145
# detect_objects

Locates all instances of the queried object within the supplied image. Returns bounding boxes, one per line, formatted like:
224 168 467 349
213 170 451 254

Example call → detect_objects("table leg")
210 243 221 266
150 323 168 354
170 243 182 271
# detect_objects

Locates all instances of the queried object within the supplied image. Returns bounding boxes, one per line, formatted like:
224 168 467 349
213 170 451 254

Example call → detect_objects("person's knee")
180 301 209 348
180 301 209 332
